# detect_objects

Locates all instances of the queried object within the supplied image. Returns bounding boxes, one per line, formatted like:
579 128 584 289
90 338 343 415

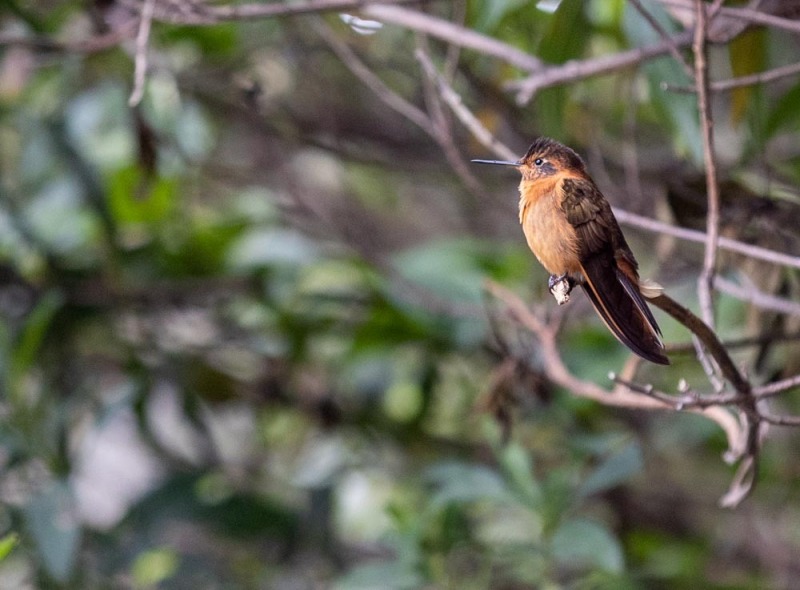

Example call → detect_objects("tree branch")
129 0 156 107
485 281 747 472
507 31 694 104
664 60 800 93
312 18 431 131
611 208 800 271
119 0 426 24
362 4 542 73
693 0 720 331
414 48 518 162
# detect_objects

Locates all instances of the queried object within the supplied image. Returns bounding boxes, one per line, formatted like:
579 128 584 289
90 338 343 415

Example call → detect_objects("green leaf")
391 239 487 304
24 179 100 257
157 23 241 59
11 290 63 381
227 228 319 270
131 548 179 587
537 0 587 64
550 517 624 573
160 220 247 277
124 473 300 540
107 165 177 226
425 462 511 507
335 559 425 590
578 441 643 498
0 533 19 562
25 481 81 582
499 442 543 508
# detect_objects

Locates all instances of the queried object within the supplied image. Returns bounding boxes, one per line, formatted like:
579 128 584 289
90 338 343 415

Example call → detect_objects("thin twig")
629 0 694 78
714 276 800 317
505 1 800 104
717 4 800 34
312 19 431 131
129 0 156 107
415 41 485 197
664 60 800 93
442 0 466 80
759 414 800 426
753 374 800 399
660 0 800 35
507 31 695 104
720 455 757 508
414 49 518 162
613 369 800 408
667 330 800 355
693 0 720 331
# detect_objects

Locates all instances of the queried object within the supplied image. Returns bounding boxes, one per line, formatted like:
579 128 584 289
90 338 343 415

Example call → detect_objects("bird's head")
472 137 587 182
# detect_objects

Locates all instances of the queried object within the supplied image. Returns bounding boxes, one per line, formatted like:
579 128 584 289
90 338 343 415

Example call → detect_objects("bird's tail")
579 254 669 365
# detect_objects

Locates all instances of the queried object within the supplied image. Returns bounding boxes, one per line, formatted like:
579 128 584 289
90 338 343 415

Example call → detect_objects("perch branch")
485 281 746 465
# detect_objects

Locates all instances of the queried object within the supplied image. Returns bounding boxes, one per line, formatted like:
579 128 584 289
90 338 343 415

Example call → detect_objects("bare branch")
664 60 800 93
414 49 518 162
759 413 800 426
119 0 425 24
503 1 800 105
667 330 800 355
693 0 720 331
613 367 800 408
629 0 694 78
717 4 800 34
485 280 747 461
507 31 694 104
362 4 542 73
312 19 431 131
714 276 800 317
415 41 485 197
719 455 758 508
129 0 156 107
650 293 749 394
612 208 800 272
753 374 800 399
650 290 761 504
660 0 800 35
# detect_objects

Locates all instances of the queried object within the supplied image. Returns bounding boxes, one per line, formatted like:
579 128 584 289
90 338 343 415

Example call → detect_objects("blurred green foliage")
0 0 799 588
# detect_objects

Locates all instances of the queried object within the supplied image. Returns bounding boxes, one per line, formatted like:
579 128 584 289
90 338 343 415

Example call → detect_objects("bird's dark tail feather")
579 255 669 365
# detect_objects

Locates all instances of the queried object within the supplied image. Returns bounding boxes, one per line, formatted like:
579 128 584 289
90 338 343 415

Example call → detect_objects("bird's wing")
559 177 668 364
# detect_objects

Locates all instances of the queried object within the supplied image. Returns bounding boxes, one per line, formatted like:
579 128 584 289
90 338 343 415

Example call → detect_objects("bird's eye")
534 158 544 166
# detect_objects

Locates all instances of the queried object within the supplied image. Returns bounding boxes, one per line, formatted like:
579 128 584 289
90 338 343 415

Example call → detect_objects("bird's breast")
518 182 581 276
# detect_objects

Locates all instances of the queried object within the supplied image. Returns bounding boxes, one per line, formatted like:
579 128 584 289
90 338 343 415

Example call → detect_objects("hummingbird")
474 137 669 365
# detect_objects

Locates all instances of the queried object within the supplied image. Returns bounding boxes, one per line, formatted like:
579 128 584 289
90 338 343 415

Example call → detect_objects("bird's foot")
548 274 575 305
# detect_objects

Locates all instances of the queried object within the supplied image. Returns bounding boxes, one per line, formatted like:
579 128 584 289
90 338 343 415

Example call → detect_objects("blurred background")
1 0 800 587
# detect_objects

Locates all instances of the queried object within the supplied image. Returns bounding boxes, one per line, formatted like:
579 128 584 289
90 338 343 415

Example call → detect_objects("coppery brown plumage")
474 138 669 365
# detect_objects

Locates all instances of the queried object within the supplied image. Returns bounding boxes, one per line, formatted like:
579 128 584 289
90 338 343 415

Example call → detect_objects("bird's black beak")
470 159 520 166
